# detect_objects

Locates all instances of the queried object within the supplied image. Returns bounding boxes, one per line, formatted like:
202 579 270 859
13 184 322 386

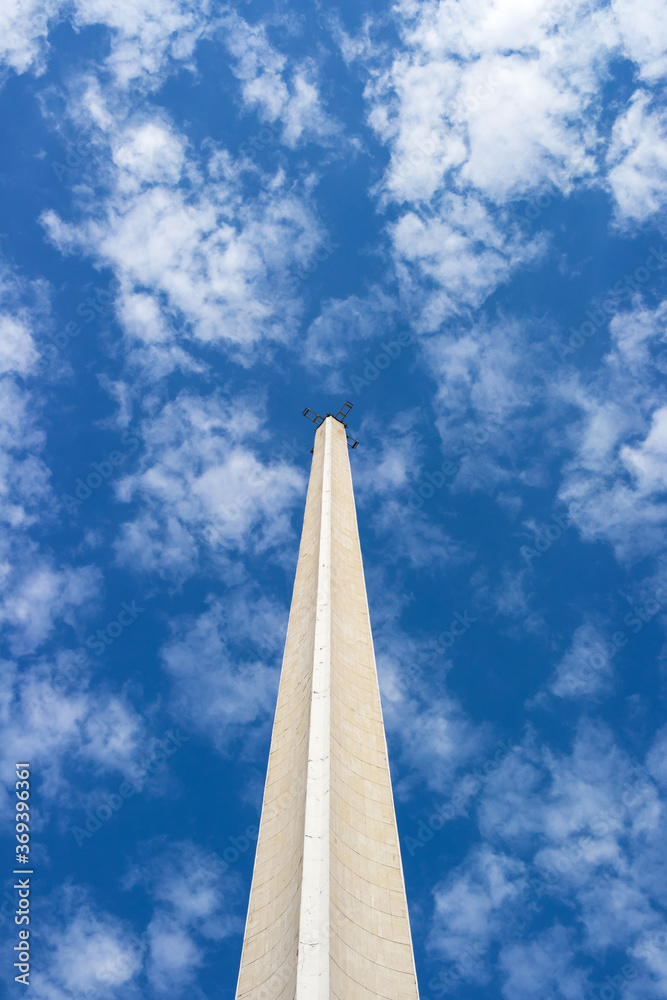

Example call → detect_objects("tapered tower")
235 407 419 1000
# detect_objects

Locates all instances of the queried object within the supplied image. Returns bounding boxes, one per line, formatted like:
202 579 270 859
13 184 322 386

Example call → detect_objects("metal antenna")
302 406 325 428
335 401 353 423
302 402 359 450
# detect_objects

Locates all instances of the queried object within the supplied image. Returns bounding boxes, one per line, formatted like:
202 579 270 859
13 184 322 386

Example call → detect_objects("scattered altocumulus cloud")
113 391 305 578
30 892 144 1000
160 593 281 754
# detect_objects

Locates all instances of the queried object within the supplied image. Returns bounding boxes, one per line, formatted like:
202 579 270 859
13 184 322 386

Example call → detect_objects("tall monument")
235 405 420 1000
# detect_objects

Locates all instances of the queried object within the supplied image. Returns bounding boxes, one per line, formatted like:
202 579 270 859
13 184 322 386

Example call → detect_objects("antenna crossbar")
302 402 359 449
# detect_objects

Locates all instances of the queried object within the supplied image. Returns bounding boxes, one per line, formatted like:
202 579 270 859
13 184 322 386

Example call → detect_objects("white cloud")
142 841 243 936
0 260 169 834
29 838 241 998
112 120 186 190
630 928 667 998
0 561 100 655
621 405 667 495
608 299 667 370
324 9 667 595
113 391 305 577
458 55 596 203
0 379 51 530
73 0 211 90
417 316 568 501
161 594 280 753
81 694 149 776
429 847 527 977
368 0 666 206
556 298 667 563
608 92 667 225
345 416 475 569
146 917 202 994
499 925 588 1000
347 0 667 335
377 633 486 795
0 0 62 78
364 0 608 208
389 194 546 330
29 890 143 999
303 287 398 370
0 654 157 809
479 721 658 846
33 12 344 383
0 262 106 658
353 421 421 498
220 12 338 147
41 119 327 365
577 875 661 951
0 314 39 375
373 499 472 570
613 0 667 83
123 839 242 992
548 622 614 699
0 257 46 374
47 909 142 994
425 317 544 427
0 0 212 87
646 725 667 789
470 719 667 981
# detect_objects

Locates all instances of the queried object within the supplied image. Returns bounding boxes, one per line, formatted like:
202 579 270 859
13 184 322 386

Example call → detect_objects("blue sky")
1 1 667 998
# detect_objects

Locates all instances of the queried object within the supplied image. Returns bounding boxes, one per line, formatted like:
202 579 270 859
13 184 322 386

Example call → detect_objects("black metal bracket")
302 406 324 428
302 401 359 450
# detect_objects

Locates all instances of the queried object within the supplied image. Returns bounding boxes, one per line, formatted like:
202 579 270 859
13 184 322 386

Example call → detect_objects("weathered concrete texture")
235 416 419 1000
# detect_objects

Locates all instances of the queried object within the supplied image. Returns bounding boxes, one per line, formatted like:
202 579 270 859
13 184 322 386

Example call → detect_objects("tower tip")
302 402 359 450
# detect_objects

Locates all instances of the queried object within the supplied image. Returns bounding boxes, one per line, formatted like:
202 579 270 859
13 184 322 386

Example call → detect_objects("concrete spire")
235 415 420 1000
